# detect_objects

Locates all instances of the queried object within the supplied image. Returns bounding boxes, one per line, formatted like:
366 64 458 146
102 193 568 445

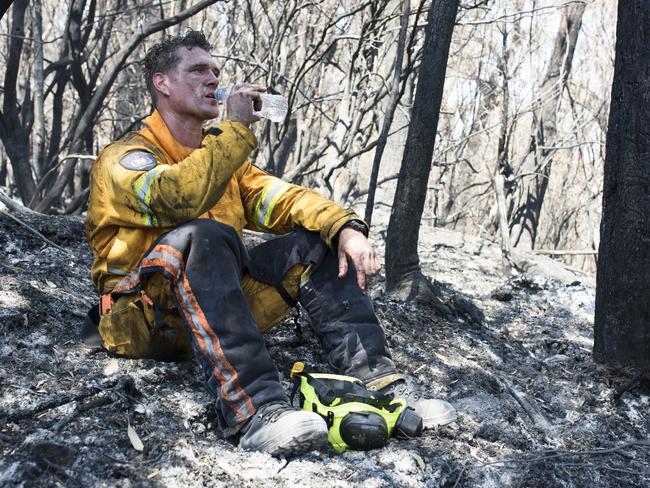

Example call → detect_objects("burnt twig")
497 375 552 431
4 374 133 422
0 208 73 256
51 394 120 433
453 440 650 487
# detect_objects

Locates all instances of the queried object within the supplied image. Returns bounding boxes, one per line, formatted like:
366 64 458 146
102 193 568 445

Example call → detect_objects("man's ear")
152 72 171 98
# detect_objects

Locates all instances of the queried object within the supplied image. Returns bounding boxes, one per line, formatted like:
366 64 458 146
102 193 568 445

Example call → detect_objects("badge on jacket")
119 151 158 171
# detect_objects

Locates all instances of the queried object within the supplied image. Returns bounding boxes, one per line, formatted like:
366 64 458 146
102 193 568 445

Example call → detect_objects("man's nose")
207 71 219 87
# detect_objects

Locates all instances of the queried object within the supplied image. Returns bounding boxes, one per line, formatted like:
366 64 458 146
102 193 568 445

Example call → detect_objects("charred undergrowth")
0 212 648 487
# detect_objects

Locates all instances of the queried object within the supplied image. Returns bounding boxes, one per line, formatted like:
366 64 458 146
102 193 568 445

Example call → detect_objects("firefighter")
85 30 456 457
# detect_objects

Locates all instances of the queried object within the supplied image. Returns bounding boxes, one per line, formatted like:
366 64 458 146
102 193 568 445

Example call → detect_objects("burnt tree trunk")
0 0 14 20
509 4 585 249
31 0 46 178
385 0 459 292
0 0 36 203
594 1 650 367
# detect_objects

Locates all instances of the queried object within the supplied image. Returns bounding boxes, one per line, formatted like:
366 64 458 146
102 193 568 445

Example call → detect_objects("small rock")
491 286 513 301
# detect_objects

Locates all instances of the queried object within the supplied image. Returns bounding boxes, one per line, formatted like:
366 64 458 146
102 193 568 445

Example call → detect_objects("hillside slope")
0 211 648 487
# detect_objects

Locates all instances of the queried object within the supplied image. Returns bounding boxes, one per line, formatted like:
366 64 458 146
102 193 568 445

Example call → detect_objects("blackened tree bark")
594 1 650 367
385 0 459 292
0 0 36 203
509 4 585 249
0 1 14 21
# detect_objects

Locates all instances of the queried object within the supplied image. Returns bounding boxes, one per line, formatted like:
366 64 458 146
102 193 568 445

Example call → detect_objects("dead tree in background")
0 2 14 20
0 0 34 203
262 0 426 198
508 3 585 249
364 0 410 228
594 1 650 368
385 0 459 293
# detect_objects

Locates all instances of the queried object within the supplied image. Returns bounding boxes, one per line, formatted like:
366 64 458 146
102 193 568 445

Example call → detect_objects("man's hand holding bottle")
224 83 266 127
217 84 289 124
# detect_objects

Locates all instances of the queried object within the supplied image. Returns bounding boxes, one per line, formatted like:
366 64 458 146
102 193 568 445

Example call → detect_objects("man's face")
160 47 221 122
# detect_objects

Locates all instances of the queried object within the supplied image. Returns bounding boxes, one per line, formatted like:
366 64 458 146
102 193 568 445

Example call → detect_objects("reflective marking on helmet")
119 151 158 171
255 180 290 229
132 165 170 226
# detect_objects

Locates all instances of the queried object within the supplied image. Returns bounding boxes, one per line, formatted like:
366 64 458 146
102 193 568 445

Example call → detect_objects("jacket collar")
141 110 194 163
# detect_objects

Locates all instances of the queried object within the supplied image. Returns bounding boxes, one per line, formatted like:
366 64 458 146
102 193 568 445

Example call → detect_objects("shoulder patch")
119 151 158 171
205 127 223 137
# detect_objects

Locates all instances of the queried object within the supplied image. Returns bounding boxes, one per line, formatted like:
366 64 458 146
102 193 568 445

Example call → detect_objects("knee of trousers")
174 219 241 246
161 219 248 267
246 227 327 286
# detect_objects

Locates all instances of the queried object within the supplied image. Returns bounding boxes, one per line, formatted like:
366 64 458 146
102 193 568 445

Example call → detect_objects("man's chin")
200 106 220 121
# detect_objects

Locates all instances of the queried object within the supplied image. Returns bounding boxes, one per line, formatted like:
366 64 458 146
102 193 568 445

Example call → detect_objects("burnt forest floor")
0 210 649 488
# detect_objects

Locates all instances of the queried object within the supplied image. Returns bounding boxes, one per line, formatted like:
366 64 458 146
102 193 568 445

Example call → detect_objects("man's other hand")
337 227 381 292
227 83 265 126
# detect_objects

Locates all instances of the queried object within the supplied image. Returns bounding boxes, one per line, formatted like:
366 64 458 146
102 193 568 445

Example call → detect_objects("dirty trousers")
98 219 396 433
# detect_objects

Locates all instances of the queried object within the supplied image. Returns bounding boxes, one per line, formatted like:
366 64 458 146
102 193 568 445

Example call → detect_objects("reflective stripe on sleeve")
132 165 170 227
254 180 290 230
107 266 130 276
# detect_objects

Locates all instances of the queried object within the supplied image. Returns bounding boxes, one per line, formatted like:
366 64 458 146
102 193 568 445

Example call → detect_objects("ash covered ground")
0 210 649 487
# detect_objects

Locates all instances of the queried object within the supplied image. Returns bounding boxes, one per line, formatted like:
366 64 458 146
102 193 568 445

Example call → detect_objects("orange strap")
100 290 153 318
99 293 114 317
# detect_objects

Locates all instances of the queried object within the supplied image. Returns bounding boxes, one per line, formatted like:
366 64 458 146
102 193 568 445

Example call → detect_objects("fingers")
242 86 264 117
231 83 266 93
355 255 368 291
337 229 381 292
353 253 379 292
371 250 381 275
340 252 372 292
338 249 349 279
227 84 267 125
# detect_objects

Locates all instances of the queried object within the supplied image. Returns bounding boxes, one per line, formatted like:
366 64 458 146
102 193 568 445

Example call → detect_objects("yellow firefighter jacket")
86 110 360 294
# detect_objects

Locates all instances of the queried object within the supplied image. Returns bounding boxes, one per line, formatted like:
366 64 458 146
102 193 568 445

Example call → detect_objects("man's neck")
157 109 203 148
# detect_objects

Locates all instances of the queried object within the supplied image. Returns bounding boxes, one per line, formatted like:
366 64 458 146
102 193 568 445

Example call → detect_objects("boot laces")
256 401 296 424
386 379 421 402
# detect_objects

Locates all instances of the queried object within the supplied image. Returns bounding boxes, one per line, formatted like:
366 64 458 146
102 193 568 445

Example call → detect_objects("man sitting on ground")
85 30 456 457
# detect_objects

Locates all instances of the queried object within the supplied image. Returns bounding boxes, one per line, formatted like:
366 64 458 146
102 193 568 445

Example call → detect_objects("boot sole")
268 424 329 458
241 414 328 457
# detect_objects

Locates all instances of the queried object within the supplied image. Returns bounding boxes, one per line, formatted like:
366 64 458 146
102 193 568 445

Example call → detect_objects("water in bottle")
214 86 288 123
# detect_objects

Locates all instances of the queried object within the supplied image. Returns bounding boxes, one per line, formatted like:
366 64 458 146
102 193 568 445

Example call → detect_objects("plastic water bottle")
214 86 288 123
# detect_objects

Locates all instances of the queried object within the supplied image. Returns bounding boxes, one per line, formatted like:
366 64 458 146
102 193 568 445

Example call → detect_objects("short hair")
143 30 212 105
